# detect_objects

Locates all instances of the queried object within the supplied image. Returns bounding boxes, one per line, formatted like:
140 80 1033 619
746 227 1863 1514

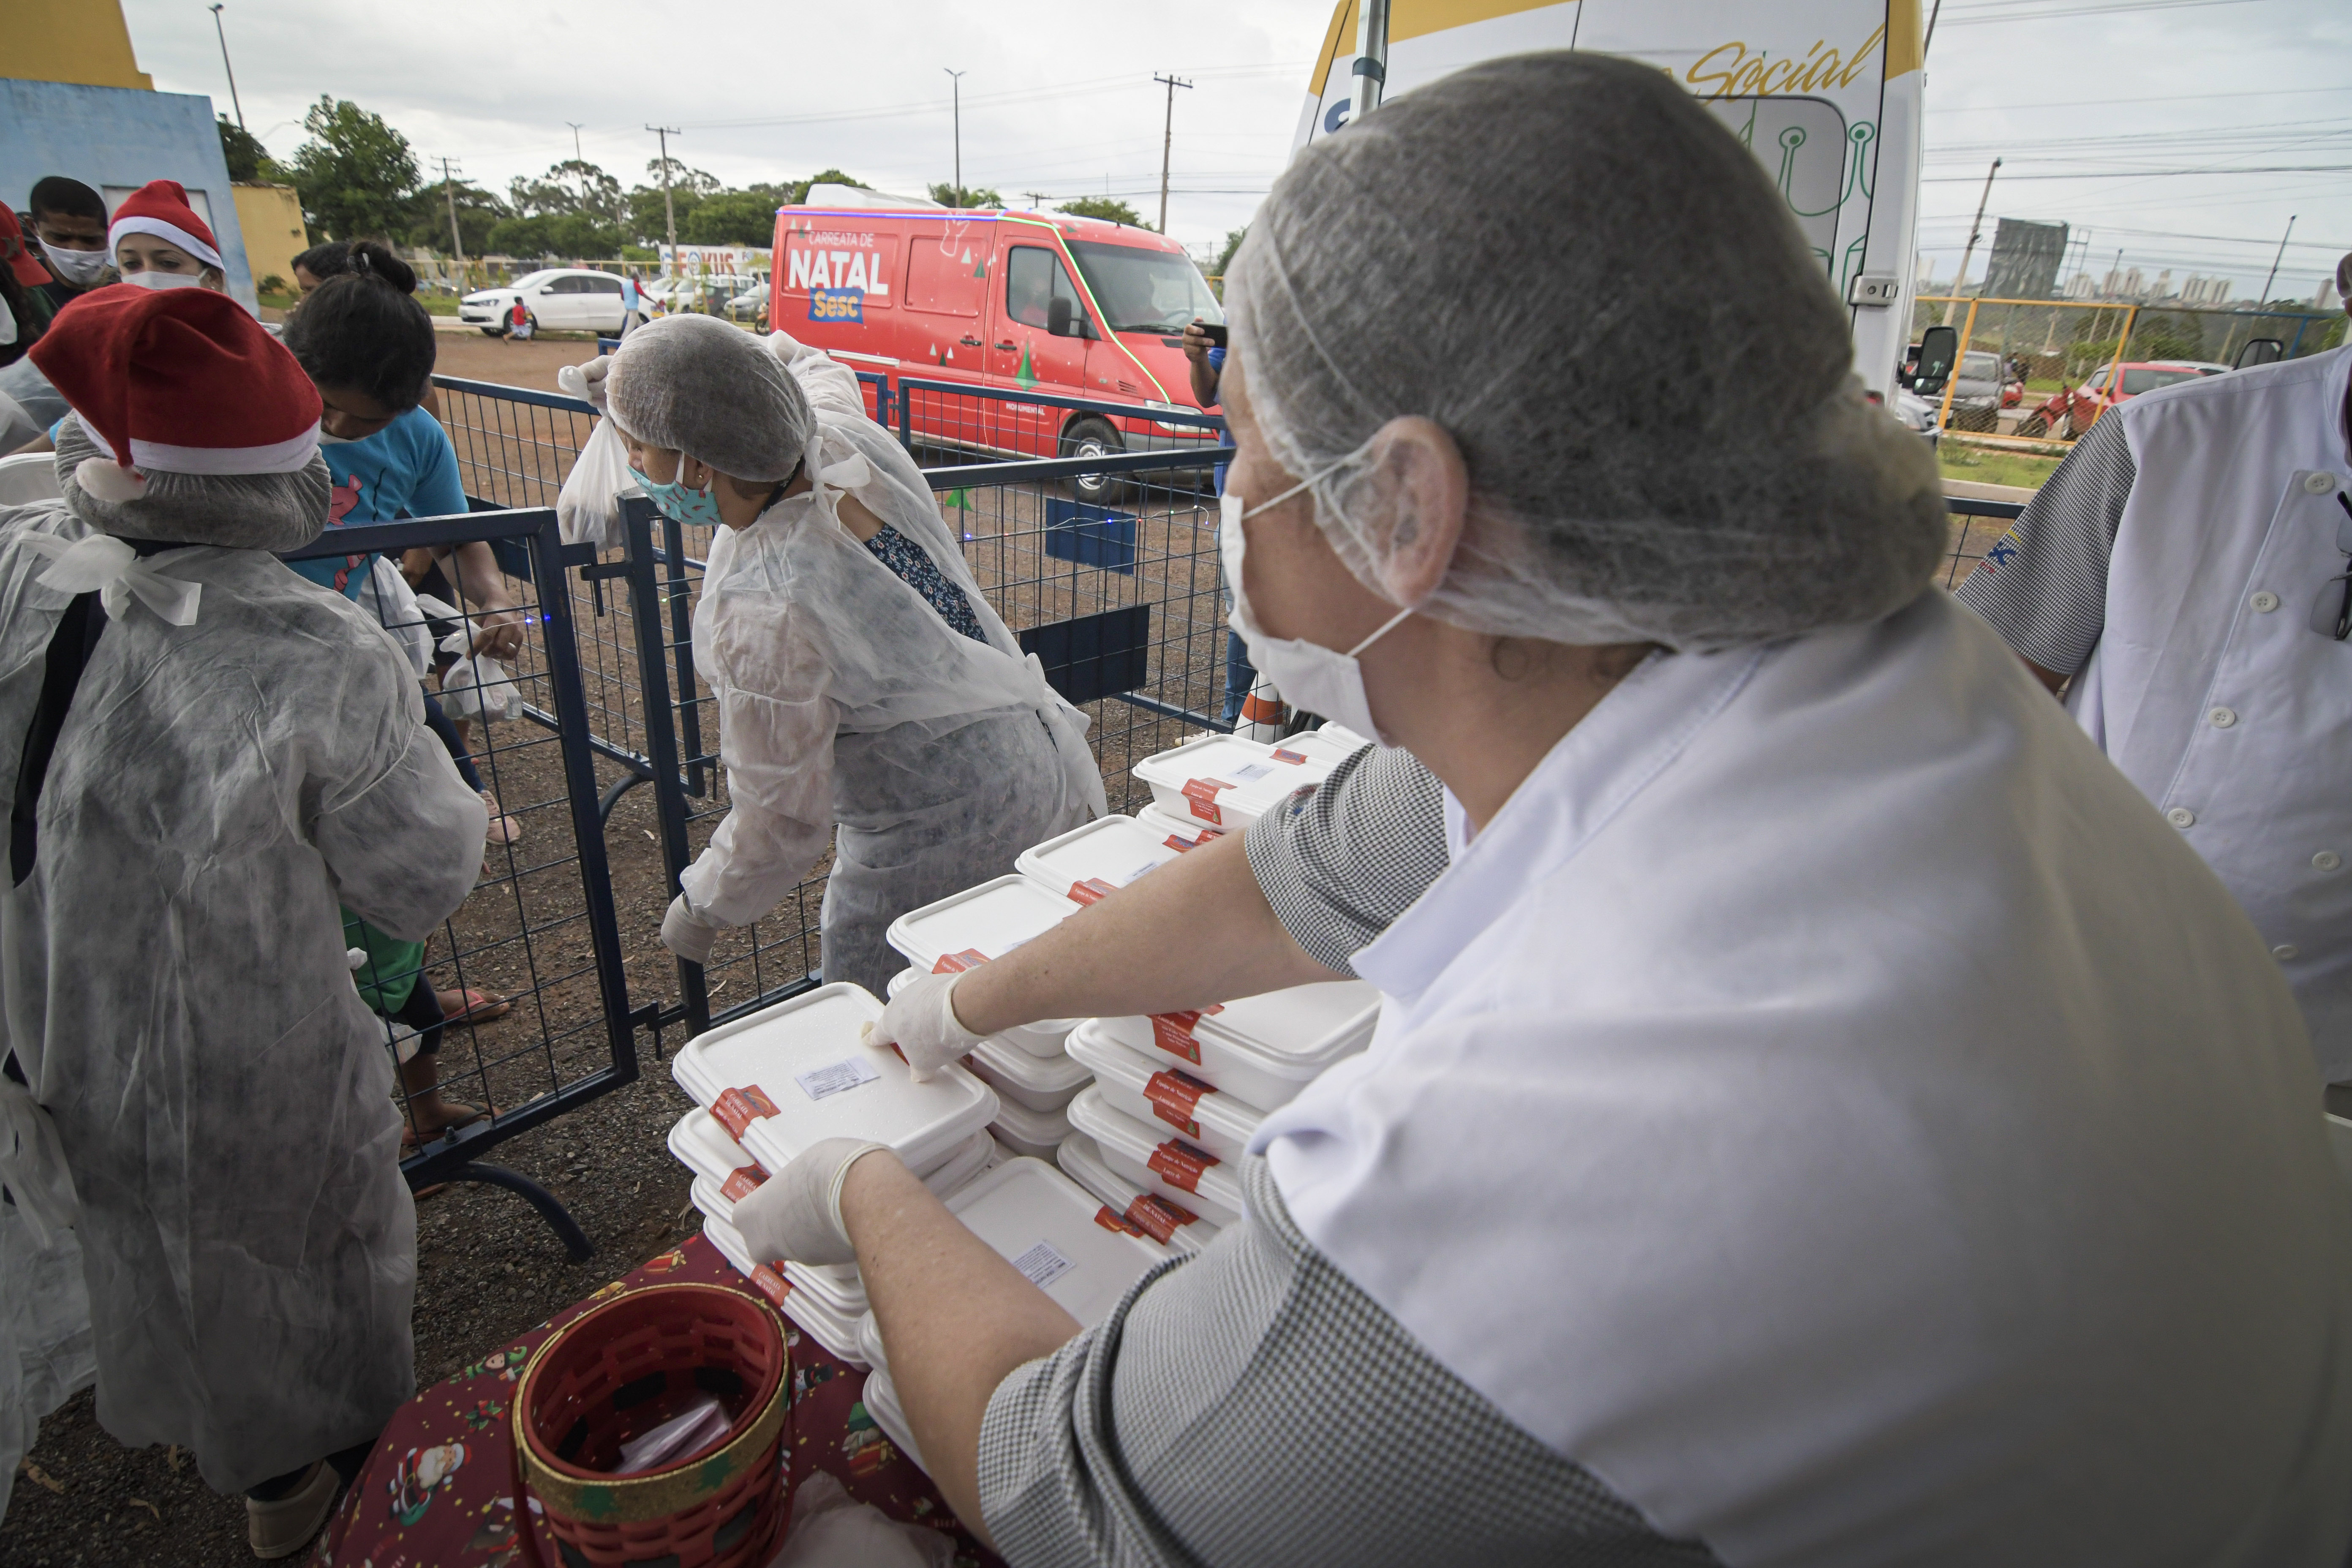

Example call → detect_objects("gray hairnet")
1226 51 1946 651
605 314 811 482
56 414 329 552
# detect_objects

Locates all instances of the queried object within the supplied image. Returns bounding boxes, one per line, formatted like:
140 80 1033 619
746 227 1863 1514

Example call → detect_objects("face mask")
0 296 14 348
631 464 724 530
121 269 205 292
38 240 109 287
1220 462 1413 743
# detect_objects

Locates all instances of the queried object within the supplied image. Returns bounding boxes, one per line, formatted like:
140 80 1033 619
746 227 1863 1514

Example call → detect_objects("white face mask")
0 295 14 348
1220 463 1413 744
121 269 206 292
37 240 109 288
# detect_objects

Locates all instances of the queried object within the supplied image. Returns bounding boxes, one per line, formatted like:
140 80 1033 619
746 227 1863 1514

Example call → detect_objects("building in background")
2 0 260 309
2180 274 2233 306
1984 218 2068 300
233 183 309 295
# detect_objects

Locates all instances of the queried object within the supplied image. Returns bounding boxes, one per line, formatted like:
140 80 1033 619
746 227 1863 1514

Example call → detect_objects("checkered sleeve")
976 1159 1722 1568
1241 743 1449 976
1952 412 2136 677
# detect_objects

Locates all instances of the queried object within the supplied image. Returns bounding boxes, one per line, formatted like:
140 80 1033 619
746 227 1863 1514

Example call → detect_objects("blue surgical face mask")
631 464 724 529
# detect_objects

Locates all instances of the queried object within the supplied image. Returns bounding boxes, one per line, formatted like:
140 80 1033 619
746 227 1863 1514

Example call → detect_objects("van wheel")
1062 418 1124 505
480 327 503 337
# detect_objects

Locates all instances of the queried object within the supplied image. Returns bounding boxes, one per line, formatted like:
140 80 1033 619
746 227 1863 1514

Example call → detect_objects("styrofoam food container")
1130 733 1336 833
1087 981 1380 1112
1066 1021 1262 1164
699 1215 868 1368
861 1367 924 1473
884 969 1091 1110
882 879 1084 1056
943 1157 1165 1327
1316 720 1372 749
1066 1087 1244 1228
784 1259 867 1319
676 1113 996 1217
670 983 998 1180
989 1096 1073 1162
688 1179 861 1308
1015 814 1187 905
1058 1132 1219 1257
856 1309 888 1374
1133 803 1225 850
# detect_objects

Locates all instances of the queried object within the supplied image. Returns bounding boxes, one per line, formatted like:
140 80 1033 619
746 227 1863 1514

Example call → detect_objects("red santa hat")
106 180 223 272
0 207 50 289
28 285 321 502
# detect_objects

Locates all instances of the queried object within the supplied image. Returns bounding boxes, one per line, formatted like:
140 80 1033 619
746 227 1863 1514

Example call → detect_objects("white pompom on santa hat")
106 179 224 272
28 283 321 503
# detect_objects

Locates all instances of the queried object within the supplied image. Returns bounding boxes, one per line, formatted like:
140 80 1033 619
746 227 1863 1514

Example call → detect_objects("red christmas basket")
513 1282 792 1568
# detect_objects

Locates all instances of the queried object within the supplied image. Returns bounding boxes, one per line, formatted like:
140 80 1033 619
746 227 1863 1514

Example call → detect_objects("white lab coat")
0 499 487 1494
1255 591 2352 1566
679 340 1103 991
2063 345 2352 1081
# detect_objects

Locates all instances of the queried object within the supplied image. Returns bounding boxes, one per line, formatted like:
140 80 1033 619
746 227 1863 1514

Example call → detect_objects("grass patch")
1939 442 2062 491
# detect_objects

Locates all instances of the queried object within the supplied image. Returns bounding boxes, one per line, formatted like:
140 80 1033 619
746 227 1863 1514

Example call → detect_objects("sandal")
481 791 523 844
439 988 512 1025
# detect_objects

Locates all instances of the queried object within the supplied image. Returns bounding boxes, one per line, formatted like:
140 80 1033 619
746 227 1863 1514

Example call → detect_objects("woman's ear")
1370 416 1469 607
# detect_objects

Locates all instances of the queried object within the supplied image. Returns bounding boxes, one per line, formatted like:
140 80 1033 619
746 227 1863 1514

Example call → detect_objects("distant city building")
2103 264 2148 299
2180 274 2233 306
1984 218 2069 300
2064 272 2099 300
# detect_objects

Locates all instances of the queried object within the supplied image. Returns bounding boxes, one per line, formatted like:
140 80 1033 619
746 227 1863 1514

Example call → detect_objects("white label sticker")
1222 763 1274 785
795 1057 879 1101
1011 1239 1075 1289
1122 858 1165 886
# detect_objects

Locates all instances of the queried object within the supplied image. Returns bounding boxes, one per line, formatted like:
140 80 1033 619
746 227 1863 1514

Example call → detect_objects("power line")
1938 0 2273 22
1924 84 2352 114
1922 163 2352 180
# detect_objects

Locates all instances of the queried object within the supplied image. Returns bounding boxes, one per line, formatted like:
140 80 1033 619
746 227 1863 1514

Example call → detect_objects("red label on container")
711 1085 780 1143
1180 777 1230 825
1067 877 1118 906
748 1264 792 1307
1092 1205 1151 1239
1162 833 1197 853
720 1166 767 1203
1272 747 1308 765
1148 1138 1218 1194
1145 1069 1214 1136
931 947 991 975
1124 1193 1199 1243
1149 1012 1203 1063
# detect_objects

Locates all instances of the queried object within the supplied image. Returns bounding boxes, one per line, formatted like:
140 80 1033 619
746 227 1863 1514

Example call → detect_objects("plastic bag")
770 1470 953 1568
359 554 434 678
557 415 634 550
437 631 520 724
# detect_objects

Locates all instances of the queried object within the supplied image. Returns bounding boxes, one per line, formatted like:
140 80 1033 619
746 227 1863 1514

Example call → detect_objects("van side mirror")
2235 338 2284 370
1048 296 1075 337
1914 325 1958 396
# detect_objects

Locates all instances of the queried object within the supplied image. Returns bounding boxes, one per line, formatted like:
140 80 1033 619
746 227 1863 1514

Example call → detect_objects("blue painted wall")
0 79 257 309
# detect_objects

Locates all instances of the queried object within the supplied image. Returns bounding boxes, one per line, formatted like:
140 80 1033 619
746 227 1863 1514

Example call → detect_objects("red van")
769 199 1225 477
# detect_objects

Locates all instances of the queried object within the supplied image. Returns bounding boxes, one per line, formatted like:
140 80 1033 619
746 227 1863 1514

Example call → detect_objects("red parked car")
2015 360 2228 438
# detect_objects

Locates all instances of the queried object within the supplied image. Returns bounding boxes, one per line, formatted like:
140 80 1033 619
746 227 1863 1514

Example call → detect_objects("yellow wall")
233 184 308 294
6 0 154 91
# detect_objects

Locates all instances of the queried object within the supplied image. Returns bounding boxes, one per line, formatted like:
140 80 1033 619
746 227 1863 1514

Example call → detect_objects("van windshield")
1067 241 1224 334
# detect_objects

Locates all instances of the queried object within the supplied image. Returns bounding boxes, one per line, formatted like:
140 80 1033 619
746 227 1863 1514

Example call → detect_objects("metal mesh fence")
1938 495 2025 592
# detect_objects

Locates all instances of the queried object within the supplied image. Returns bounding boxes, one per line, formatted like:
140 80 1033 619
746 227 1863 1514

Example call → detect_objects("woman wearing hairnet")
0 286 486 1555
593 314 1102 993
739 53 2352 1567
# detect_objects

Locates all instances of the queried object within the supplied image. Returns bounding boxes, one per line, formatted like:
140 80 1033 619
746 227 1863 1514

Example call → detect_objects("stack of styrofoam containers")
883 874 1091 1157
666 983 1002 1364
851 1155 1169 1473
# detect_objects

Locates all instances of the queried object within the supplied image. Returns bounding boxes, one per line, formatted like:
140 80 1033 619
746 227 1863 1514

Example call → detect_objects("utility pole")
2260 214 2297 305
647 125 681 278
1944 156 2001 325
1350 0 1391 122
566 122 585 163
438 157 467 289
1153 74 1193 234
1023 191 1047 210
208 5 245 133
943 70 966 206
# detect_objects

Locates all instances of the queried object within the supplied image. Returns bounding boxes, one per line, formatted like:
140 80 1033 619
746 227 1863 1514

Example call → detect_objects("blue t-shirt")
291 406 468 598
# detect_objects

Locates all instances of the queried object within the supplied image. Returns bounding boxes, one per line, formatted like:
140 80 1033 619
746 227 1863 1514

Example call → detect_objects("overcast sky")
123 0 2350 297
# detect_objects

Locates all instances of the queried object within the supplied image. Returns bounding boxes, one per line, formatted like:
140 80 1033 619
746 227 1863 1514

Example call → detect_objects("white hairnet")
56 414 329 552
605 314 811 482
1226 51 1946 651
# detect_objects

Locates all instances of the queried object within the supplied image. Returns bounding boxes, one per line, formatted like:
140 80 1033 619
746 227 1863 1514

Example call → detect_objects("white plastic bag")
438 631 520 724
359 554 435 678
556 416 635 550
770 1470 953 1568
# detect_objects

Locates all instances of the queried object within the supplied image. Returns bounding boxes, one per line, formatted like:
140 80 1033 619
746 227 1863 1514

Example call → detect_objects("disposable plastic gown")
679 338 1103 992
0 458 487 1494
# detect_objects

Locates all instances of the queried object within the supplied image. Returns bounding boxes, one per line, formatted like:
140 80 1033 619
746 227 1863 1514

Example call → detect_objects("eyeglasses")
2310 491 2352 640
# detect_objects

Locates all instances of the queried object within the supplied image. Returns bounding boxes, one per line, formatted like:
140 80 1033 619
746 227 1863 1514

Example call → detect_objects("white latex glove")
730 1137 890 1267
661 893 721 965
863 970 983 1083
557 354 612 414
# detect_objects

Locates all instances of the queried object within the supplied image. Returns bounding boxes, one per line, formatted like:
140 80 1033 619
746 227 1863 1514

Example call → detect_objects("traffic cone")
1236 671 1288 742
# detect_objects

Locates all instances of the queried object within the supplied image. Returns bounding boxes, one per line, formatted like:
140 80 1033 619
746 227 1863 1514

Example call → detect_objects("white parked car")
459 268 638 335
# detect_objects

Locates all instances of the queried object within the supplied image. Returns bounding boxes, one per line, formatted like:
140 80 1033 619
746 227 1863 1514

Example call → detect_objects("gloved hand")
730 1137 891 1267
661 893 722 965
864 970 983 1083
556 354 612 414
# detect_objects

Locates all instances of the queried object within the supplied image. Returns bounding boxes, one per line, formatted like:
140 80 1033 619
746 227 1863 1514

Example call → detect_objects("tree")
683 188 787 246
285 97 419 240
1057 195 1141 226
805 169 868 191
217 116 283 183
401 179 508 257
1213 225 1247 279
931 182 1004 210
